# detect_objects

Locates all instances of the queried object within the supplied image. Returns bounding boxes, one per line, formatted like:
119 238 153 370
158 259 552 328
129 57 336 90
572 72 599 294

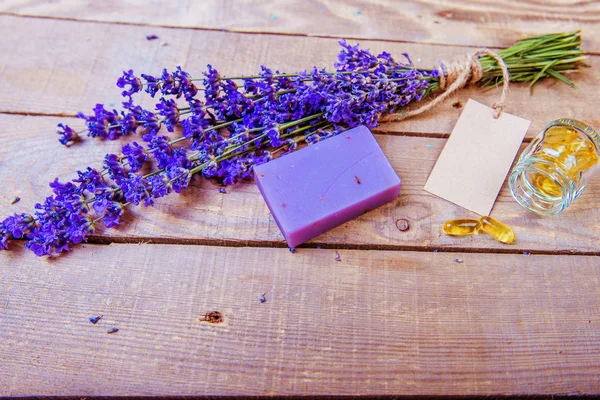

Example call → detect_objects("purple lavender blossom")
122 98 161 141
117 70 143 97
335 39 379 72
74 167 106 193
104 154 127 184
65 214 95 245
173 66 198 101
148 135 173 168
166 166 192 193
101 201 124 228
141 72 161 97
122 142 148 172
265 125 284 148
2 213 35 239
57 123 78 146
120 173 153 207
0 230 9 250
139 67 198 101
77 104 122 140
156 98 179 132
148 173 172 199
181 111 210 148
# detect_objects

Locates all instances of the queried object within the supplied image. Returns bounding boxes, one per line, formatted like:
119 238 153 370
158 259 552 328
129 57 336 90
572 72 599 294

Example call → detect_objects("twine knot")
384 49 510 122
437 53 484 90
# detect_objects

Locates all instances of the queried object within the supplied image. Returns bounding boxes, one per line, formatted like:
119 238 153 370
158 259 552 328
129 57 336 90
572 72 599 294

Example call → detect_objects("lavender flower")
173 66 198 101
139 67 198 101
265 125 284 148
181 112 210 148
120 173 153 207
122 98 161 141
2 213 35 239
141 72 161 97
102 202 125 228
65 214 96 245
335 39 379 72
148 135 173 168
74 167 106 193
104 154 127 183
122 142 148 172
0 230 9 250
57 123 78 146
156 98 179 132
117 69 143 97
148 173 172 199
77 104 122 140
166 166 192 193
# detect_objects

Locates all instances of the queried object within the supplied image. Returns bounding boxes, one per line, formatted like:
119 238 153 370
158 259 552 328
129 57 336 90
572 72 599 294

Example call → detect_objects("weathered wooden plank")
0 15 598 138
1 113 599 253
1 243 599 395
1 0 599 51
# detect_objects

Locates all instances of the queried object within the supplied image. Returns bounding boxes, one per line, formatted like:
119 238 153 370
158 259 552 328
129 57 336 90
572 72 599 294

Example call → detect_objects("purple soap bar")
254 125 401 247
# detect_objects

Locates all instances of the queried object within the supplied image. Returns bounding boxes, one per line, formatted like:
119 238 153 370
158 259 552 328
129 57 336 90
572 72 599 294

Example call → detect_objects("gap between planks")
9 235 594 257
2 11 599 56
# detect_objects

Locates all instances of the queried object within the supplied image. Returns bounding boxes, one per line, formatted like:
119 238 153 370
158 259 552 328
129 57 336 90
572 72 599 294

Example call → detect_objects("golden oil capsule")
531 173 563 198
443 219 481 236
544 126 579 146
479 216 515 244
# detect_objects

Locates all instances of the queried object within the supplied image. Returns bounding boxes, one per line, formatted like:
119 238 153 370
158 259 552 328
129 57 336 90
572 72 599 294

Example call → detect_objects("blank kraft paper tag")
424 99 531 216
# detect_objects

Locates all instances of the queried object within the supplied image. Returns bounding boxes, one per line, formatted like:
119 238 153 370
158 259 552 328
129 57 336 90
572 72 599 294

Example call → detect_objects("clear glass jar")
509 118 599 215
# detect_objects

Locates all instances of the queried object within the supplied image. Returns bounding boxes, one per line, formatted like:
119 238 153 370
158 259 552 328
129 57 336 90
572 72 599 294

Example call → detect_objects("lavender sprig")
5 41 435 255
1 114 329 255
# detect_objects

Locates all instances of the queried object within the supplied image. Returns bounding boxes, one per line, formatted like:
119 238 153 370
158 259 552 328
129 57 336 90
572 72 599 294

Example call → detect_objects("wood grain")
0 15 598 138
1 113 599 254
1 0 599 51
1 243 599 395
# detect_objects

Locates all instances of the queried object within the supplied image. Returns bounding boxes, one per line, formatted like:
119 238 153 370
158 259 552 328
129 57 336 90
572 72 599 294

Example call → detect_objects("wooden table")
1 1 599 396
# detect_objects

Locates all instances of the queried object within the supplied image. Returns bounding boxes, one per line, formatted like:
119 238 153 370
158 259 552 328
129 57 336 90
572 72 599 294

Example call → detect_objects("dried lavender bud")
89 315 103 324
107 328 119 334
117 69 143 97
57 123 78 146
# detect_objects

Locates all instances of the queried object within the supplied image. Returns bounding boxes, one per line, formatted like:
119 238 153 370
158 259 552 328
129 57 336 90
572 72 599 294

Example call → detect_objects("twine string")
383 49 510 121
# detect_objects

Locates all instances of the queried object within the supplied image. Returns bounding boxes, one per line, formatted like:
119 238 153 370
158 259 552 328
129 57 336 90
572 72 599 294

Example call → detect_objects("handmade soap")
254 125 401 248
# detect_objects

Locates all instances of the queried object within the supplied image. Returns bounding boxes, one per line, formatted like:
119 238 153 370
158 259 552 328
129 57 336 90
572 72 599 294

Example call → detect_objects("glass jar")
509 118 599 215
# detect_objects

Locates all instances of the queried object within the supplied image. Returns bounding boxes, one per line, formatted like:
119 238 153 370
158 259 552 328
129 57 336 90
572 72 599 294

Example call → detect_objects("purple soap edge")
285 180 401 248
255 174 293 246
253 125 401 248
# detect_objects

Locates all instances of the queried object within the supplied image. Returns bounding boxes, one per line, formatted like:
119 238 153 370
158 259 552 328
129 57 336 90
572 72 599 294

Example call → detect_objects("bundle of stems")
426 30 586 93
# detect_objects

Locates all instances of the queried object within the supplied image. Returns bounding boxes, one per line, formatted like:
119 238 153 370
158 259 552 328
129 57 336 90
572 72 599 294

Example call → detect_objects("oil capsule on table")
479 216 515 244
442 219 481 236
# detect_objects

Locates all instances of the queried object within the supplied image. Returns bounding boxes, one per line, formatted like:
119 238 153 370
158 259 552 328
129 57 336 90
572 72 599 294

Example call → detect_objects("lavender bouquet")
0 32 586 256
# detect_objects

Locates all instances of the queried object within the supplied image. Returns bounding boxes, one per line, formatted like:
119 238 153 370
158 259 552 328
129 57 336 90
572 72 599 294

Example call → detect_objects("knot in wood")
395 218 410 232
201 311 223 324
